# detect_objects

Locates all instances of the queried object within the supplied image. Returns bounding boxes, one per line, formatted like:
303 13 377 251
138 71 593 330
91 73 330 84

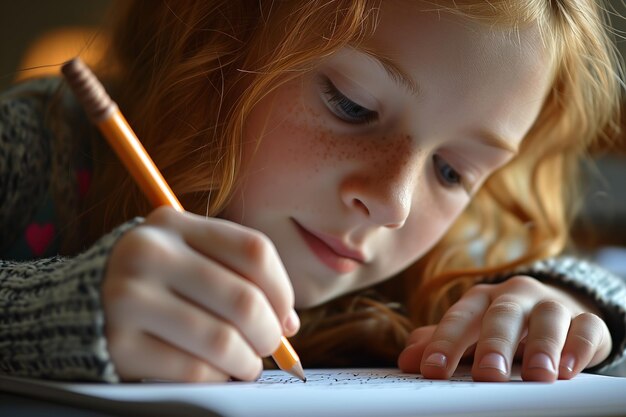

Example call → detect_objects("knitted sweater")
1 78 625 382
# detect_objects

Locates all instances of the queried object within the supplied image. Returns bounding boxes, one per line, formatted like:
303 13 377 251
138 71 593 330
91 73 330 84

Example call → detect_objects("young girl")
1 0 626 384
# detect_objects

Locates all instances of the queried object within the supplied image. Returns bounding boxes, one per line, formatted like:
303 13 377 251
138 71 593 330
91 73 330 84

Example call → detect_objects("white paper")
2 368 626 417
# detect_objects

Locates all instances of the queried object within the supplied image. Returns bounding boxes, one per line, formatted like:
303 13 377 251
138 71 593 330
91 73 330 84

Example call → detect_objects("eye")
433 154 464 189
321 78 378 124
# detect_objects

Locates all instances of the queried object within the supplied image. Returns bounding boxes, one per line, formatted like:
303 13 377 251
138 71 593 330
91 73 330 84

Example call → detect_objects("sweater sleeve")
491 256 626 374
0 218 142 382
0 82 54 252
0 80 148 381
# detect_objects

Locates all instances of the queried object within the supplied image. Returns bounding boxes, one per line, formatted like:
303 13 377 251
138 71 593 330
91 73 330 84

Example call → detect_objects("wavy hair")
81 0 623 367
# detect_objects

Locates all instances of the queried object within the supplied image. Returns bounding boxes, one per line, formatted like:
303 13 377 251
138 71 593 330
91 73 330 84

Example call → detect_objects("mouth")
292 219 365 274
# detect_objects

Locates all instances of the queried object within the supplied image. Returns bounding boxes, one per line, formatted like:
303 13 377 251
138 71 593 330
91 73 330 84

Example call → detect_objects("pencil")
61 57 306 383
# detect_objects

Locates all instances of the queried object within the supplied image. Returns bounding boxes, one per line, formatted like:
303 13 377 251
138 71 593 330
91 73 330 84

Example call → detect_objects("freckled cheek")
268 125 416 184
249 126 342 180
243 98 328 170
245 88 418 197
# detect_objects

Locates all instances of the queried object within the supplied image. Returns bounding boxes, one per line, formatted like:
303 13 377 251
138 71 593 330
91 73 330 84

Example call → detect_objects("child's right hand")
101 207 299 382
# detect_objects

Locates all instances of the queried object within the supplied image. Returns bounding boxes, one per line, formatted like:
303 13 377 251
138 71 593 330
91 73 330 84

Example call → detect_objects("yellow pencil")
61 57 306 382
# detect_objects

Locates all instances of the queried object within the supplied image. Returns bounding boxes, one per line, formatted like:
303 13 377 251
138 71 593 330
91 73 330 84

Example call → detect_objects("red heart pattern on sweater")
25 223 55 256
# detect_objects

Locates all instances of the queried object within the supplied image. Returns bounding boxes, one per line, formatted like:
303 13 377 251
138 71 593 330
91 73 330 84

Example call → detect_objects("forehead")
367 1 550 65
361 1 553 146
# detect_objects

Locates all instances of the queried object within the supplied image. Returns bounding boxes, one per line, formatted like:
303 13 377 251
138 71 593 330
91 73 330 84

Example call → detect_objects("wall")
0 0 111 91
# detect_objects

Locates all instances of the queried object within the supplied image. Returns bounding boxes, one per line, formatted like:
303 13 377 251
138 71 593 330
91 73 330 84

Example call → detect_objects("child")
1 0 625 384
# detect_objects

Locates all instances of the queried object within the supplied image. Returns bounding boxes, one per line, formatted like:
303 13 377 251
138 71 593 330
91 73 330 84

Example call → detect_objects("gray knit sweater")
1 78 625 382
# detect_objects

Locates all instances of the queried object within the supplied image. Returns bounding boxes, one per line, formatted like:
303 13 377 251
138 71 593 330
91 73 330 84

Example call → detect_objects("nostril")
384 220 405 229
352 198 370 216
351 198 405 228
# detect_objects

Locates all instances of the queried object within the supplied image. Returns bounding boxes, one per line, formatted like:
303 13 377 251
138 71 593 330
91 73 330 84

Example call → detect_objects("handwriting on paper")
253 369 479 390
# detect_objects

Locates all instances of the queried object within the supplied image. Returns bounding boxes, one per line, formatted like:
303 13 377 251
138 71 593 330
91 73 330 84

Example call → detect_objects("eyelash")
433 154 469 193
322 78 378 125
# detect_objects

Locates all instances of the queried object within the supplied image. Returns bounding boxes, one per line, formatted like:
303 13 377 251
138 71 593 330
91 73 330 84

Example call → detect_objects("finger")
109 330 230 382
169 246 283 357
150 207 298 334
558 312 611 380
419 288 490 379
129 285 264 381
399 326 476 373
398 325 436 373
472 295 526 382
407 325 437 346
521 300 570 382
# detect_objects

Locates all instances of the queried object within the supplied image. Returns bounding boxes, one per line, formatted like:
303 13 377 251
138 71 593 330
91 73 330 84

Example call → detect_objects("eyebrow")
477 130 519 153
359 49 422 98
356 48 518 154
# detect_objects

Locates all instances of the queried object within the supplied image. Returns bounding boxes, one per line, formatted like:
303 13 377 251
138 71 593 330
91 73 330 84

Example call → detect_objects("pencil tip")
285 362 307 382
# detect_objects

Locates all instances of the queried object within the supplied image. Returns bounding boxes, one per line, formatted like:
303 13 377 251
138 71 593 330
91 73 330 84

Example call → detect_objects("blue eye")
322 78 378 124
433 154 463 188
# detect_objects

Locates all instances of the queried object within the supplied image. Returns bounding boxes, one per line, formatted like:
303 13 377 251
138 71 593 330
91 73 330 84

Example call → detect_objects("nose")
339 160 419 229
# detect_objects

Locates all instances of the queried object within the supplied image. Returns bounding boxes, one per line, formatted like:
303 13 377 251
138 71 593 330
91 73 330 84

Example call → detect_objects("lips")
292 220 365 274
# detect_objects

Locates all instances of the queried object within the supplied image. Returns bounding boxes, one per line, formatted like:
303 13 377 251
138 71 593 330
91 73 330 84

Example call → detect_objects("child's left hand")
397 275 612 382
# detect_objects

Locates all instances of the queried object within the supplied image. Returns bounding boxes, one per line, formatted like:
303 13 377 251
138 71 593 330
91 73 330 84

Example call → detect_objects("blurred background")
0 0 111 88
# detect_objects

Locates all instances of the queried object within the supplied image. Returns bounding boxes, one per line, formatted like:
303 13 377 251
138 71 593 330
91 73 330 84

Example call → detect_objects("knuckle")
468 283 490 294
529 335 562 352
208 325 239 360
177 310 206 336
504 275 541 291
533 299 568 316
575 312 604 329
572 313 605 347
439 309 473 327
571 333 597 350
241 230 275 266
233 285 266 325
119 227 179 268
482 334 516 350
147 206 179 227
487 298 524 318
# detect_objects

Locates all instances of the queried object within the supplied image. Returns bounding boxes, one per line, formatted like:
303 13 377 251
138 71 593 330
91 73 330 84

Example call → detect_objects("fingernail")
560 353 575 373
424 352 447 368
528 352 556 373
479 353 508 375
283 309 300 334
